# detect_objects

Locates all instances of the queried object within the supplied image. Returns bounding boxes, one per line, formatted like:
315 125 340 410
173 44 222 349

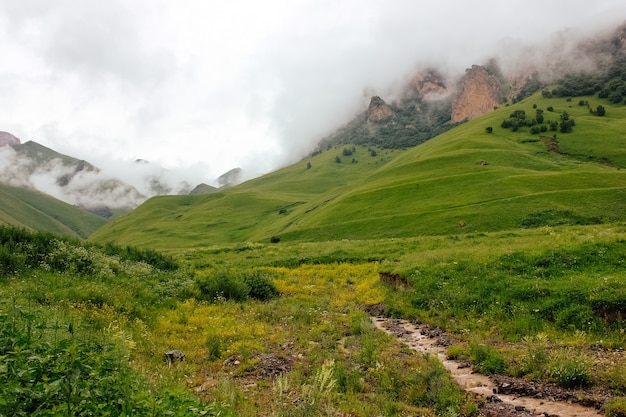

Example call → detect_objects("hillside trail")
372 317 605 417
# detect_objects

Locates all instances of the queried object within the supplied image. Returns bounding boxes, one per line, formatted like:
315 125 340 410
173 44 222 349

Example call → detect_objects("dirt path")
372 317 606 417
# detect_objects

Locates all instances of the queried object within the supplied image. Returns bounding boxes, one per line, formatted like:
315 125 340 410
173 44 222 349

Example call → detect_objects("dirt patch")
379 272 410 289
247 353 294 379
541 136 561 154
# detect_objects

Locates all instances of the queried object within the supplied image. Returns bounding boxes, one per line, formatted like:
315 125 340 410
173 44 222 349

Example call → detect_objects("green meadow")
0 183 107 238
91 92 626 248
3 90 626 416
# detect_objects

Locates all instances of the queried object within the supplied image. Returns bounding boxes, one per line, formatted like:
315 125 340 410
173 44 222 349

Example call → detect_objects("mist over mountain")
0 139 199 217
318 22 626 150
2 20 626 217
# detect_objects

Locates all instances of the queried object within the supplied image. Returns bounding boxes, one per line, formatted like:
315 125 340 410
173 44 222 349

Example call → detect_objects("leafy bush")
206 333 223 360
196 270 249 302
0 304 223 417
470 343 506 374
0 226 178 276
196 269 279 302
446 345 468 360
242 270 279 301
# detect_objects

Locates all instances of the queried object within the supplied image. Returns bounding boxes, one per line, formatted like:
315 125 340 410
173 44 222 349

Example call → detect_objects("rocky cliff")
407 69 449 100
451 65 504 123
367 96 396 122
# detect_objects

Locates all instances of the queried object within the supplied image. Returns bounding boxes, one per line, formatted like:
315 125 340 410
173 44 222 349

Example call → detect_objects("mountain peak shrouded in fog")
1 1 624 185
0 131 20 146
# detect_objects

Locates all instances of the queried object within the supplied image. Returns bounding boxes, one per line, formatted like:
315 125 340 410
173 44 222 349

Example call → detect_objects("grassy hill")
0 183 107 238
90 91 626 250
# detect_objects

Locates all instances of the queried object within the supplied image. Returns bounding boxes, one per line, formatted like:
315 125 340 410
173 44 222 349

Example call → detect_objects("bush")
446 345 468 360
242 270 279 301
470 343 506 374
548 351 592 388
196 270 249 302
196 269 279 302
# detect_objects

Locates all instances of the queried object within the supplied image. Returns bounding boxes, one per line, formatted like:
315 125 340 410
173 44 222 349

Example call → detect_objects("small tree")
306 161 312 169
485 126 493 133
335 156 341 163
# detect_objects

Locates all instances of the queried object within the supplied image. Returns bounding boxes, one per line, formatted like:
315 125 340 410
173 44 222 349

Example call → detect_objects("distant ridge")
0 131 20 146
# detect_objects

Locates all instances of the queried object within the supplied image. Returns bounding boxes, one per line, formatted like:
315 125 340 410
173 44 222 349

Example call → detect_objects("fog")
1 0 625 189
0 145 194 210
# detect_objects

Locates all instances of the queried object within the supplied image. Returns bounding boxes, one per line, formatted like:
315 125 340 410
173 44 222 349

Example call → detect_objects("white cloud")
0 0 625 188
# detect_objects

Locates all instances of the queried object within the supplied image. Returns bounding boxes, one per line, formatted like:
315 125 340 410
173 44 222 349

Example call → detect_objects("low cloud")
0 145 197 212
0 0 625 185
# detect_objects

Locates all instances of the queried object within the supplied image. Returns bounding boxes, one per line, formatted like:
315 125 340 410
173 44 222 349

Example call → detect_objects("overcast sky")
1 0 625 186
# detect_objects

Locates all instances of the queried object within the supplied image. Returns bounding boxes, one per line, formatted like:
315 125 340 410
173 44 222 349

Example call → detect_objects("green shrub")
0 304 223 417
348 310 372 336
242 270 279 301
470 343 506 374
334 362 364 394
206 333 223 360
196 270 249 302
548 351 592 388
603 397 626 417
446 345 467 360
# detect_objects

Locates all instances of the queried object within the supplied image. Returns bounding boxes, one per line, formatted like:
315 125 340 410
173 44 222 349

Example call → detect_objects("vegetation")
92 91 626 250
0 183 107 239
7 54 626 414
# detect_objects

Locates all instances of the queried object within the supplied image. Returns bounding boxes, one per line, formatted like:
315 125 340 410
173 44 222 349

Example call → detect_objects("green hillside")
0 183 107 238
12 140 97 170
90 91 626 249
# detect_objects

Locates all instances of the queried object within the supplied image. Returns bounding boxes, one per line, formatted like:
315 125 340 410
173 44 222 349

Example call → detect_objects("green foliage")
518 333 549 378
446 345 468 360
206 333 223 360
469 343 506 374
604 398 626 417
242 270 279 301
548 350 592 388
0 304 224 417
0 183 107 239
0 226 178 277
196 269 279 302
196 270 250 302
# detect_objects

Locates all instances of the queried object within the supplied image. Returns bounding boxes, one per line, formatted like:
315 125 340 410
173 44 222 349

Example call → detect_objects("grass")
0 183 107 238
7 88 626 414
91 92 626 249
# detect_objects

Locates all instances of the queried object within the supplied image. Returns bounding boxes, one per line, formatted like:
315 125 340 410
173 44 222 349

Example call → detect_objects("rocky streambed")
372 317 608 417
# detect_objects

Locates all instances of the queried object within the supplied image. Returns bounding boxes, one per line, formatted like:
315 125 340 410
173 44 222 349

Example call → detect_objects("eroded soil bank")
372 317 608 417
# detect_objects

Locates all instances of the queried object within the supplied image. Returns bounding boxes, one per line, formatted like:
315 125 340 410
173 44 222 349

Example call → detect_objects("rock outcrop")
407 69 448 99
451 65 504 123
218 167 242 187
367 96 395 122
0 131 21 146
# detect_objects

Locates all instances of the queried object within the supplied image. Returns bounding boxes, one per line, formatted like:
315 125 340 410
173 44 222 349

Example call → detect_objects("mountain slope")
90 91 626 250
0 183 108 238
